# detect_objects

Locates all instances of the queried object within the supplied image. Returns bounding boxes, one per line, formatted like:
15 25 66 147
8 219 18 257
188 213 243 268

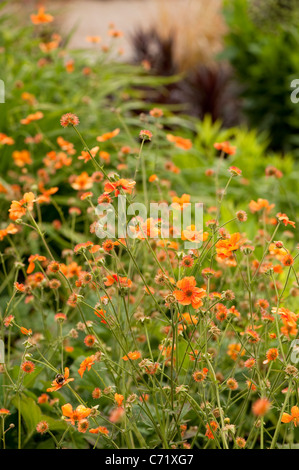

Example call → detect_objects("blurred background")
5 0 299 156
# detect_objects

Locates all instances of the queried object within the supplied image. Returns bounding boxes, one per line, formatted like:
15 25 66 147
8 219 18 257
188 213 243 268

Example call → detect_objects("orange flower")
104 178 135 196
114 393 124 407
37 185 59 204
20 327 32 336
31 7 54 25
70 172 93 190
61 404 91 425
104 274 132 288
173 276 206 309
205 420 218 439
78 356 96 378
172 193 190 209
0 133 14 145
27 254 47 274
263 348 279 365
97 128 120 142
249 198 274 213
60 113 79 128
215 233 241 259
214 141 236 155
180 312 198 325
122 351 141 361
94 308 107 324
47 368 74 392
252 398 271 416
20 111 44 125
90 426 109 435
166 133 192 150
276 212 296 228
12 150 32 167
9 192 35 221
0 223 18 242
193 368 208 382
281 406 299 426
227 343 244 361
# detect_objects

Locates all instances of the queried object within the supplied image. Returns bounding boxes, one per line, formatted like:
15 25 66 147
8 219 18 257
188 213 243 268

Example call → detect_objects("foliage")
222 0 299 154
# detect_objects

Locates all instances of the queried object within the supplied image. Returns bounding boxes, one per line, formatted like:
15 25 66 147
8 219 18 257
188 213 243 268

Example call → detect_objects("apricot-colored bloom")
20 327 32 336
139 129 152 140
20 111 43 125
22 361 35 373
47 368 74 392
31 7 54 25
214 141 236 155
122 351 141 361
27 254 47 274
104 178 135 196
12 150 32 167
109 406 125 423
215 233 241 259
180 312 198 325
104 274 132 288
36 421 49 434
114 393 124 407
263 348 279 365
193 368 208 382
61 404 91 425
172 193 190 209
166 133 192 150
281 406 299 426
252 398 271 416
227 343 244 361
78 356 96 378
97 128 120 142
205 421 218 439
94 308 107 324
0 133 14 145
0 223 18 242
78 146 99 163
90 426 109 435
60 113 79 128
249 198 274 213
276 212 296 228
0 409 10 416
70 172 93 190
173 276 206 309
9 192 35 221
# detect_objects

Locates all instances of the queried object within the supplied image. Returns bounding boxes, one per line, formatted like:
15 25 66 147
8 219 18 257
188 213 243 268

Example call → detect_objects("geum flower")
104 274 132 288
61 404 91 425
27 254 47 274
96 128 120 142
78 355 96 378
31 7 54 24
47 367 74 392
104 178 135 196
282 406 299 426
215 233 241 259
166 133 192 150
173 276 206 309
122 351 141 361
90 426 109 435
9 192 35 221
276 212 296 228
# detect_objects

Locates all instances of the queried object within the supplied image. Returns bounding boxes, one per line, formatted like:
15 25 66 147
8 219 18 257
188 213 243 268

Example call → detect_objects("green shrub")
222 0 299 155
